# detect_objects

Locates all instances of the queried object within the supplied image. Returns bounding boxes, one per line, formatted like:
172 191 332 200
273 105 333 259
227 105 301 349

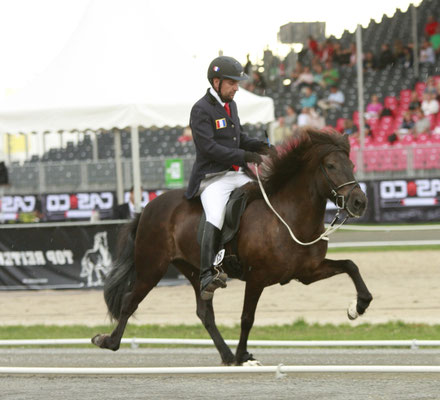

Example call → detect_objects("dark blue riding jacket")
185 89 265 199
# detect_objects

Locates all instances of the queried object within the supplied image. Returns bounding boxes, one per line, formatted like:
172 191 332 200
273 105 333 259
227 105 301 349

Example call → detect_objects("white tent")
0 0 274 208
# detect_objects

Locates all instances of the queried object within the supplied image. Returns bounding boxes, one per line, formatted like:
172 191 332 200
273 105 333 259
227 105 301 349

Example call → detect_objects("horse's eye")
326 163 336 170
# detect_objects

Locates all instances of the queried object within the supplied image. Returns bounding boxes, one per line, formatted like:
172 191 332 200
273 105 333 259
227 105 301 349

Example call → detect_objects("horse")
92 128 372 365
80 231 112 287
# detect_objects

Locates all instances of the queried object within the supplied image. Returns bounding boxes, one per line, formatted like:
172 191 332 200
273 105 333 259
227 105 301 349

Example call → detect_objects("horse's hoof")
347 299 359 320
242 359 263 367
91 334 107 347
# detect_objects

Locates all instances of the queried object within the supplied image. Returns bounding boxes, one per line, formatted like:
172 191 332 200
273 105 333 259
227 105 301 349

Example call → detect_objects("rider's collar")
209 87 225 107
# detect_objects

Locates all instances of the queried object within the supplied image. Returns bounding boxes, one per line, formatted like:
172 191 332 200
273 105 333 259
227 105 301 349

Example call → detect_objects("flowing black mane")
262 128 350 195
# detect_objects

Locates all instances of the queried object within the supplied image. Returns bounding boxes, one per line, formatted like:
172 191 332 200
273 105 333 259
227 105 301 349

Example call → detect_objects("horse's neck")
270 173 327 235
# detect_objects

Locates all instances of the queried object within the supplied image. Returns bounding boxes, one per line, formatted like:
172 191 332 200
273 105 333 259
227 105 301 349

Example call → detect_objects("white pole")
130 125 142 212
356 24 365 174
412 4 419 79
1 365 439 375
114 129 124 205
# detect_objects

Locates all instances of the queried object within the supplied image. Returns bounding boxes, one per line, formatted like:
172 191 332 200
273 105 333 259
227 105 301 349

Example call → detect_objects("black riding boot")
199 221 228 300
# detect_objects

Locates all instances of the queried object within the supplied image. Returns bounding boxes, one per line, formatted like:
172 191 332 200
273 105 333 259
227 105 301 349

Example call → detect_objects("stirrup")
200 266 228 301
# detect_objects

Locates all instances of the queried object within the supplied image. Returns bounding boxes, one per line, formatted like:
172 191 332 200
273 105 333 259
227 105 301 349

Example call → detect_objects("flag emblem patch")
215 118 227 129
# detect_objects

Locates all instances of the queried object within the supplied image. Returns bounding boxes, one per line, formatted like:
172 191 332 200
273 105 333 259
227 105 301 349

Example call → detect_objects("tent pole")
114 129 124 205
130 125 142 212
356 24 365 176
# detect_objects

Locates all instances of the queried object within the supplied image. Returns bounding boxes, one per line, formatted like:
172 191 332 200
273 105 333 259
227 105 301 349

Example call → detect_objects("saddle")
197 186 250 280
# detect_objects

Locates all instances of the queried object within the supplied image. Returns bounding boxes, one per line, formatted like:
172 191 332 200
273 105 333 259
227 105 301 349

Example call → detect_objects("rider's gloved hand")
256 143 278 157
244 151 263 165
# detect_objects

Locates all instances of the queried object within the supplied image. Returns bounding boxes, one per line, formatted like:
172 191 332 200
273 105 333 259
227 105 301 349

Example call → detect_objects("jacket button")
231 124 235 128
233 137 236 141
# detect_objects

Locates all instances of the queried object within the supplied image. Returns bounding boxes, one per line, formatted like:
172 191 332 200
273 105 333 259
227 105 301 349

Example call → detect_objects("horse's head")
316 136 367 218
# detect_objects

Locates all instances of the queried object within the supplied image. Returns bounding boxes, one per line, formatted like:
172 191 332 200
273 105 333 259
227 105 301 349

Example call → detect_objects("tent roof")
0 0 274 134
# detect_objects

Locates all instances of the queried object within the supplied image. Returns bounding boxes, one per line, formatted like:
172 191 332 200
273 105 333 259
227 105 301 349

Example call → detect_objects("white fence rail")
1 365 440 375
1 338 440 349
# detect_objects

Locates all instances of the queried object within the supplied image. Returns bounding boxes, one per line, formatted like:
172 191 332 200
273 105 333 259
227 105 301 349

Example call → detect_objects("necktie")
224 103 231 117
224 103 239 171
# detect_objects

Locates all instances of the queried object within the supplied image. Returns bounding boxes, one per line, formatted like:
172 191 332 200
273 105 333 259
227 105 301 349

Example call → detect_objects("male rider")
185 56 271 300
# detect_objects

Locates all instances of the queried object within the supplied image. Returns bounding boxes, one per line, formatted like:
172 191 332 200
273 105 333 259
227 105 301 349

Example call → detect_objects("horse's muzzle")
346 187 367 218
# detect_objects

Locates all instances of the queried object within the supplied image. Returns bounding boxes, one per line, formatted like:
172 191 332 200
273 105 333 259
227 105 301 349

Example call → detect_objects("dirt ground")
1 251 439 327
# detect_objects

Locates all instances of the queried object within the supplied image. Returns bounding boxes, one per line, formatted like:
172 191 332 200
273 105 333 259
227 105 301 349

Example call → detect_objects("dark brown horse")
92 128 372 365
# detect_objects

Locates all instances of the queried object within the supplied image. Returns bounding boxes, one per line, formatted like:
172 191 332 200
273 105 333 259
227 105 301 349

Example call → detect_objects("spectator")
297 107 325 129
397 111 415 135
312 63 325 89
272 117 292 145
299 86 317 109
114 186 141 219
243 53 252 76
424 15 439 38
414 109 431 135
430 25 440 54
290 61 304 85
420 39 435 64
320 39 335 63
294 65 314 90
421 92 439 116
393 39 405 62
307 35 320 58
401 46 414 69
408 90 421 112
322 60 339 87
363 51 378 71
365 94 383 119
283 104 297 130
342 119 358 138
178 126 193 143
377 43 395 69
317 85 345 112
250 70 266 95
424 76 437 95
348 43 357 67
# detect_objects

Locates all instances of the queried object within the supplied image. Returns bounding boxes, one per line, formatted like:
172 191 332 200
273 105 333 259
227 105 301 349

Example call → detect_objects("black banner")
0 223 121 290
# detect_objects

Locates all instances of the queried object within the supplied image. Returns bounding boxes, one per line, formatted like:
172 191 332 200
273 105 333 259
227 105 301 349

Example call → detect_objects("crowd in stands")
243 4 440 154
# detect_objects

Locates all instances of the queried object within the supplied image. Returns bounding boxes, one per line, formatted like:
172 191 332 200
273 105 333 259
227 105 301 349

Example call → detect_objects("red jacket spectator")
425 15 439 37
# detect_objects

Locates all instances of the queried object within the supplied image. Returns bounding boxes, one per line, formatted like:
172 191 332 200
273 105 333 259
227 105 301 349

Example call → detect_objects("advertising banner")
0 223 121 290
0 222 180 290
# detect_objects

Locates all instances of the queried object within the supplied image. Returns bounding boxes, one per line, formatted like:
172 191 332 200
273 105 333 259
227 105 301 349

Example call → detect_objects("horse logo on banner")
80 231 112 287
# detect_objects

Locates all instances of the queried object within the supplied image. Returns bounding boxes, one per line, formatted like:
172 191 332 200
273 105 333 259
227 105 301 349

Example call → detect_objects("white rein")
255 165 347 246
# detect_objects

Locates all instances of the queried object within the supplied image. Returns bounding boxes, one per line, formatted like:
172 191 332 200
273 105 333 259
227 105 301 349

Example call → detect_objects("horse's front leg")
308 258 373 319
235 281 264 366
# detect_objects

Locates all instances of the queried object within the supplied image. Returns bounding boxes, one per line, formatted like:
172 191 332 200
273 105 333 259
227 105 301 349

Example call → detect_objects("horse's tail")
103 213 141 322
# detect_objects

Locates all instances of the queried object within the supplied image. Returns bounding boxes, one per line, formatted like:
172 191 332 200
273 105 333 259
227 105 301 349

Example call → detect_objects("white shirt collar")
209 87 225 107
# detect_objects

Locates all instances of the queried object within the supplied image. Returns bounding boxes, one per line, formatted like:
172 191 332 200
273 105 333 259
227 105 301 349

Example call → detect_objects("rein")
255 163 357 246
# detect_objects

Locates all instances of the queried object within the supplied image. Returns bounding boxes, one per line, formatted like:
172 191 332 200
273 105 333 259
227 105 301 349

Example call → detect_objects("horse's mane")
261 128 350 195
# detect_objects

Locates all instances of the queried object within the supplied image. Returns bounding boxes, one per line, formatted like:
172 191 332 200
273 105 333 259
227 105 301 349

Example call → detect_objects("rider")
185 55 271 300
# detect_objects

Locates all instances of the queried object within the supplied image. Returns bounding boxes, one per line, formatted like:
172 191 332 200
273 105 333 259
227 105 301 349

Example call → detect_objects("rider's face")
214 78 239 102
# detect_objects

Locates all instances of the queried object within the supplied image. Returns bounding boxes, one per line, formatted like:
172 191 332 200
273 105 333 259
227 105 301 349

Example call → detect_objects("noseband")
319 164 359 214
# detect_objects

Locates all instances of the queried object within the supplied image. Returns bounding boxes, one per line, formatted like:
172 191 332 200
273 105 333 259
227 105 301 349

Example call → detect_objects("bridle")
255 160 361 246
319 164 360 215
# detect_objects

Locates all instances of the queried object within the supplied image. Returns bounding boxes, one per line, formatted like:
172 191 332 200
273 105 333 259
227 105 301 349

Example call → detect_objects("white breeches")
200 171 253 230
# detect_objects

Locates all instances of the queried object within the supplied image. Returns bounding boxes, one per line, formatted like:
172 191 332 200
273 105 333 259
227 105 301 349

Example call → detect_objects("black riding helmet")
207 56 248 84
208 56 248 101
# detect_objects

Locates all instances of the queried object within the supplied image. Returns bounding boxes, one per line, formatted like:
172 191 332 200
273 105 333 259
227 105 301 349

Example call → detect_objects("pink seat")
363 149 379 172
384 96 399 111
400 134 416 146
415 82 426 101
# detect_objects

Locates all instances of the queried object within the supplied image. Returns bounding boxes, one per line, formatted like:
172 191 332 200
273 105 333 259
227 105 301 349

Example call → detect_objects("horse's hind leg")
175 260 235 365
92 259 168 351
306 258 373 319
